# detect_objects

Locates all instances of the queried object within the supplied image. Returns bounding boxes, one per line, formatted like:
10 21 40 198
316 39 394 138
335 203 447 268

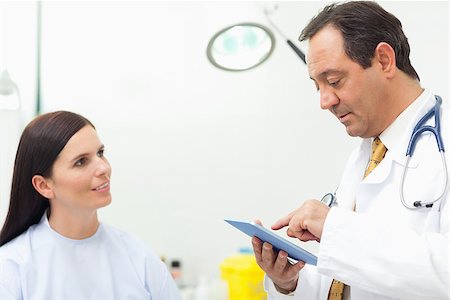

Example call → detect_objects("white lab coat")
265 91 450 300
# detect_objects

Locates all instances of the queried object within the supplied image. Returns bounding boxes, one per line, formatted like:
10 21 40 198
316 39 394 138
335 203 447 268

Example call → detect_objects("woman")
0 111 181 299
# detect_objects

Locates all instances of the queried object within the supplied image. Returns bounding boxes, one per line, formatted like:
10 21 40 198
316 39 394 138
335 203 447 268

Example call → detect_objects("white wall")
0 1 37 224
1 1 448 287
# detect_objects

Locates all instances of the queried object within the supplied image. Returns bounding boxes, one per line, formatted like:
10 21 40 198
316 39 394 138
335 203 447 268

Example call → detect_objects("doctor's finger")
251 237 263 262
286 227 303 239
287 227 318 242
273 250 289 273
287 260 306 277
298 231 319 242
261 242 277 268
254 219 263 226
271 214 293 230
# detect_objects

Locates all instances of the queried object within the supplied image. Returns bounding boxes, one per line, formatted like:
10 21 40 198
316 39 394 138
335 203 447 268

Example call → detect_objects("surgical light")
206 23 275 72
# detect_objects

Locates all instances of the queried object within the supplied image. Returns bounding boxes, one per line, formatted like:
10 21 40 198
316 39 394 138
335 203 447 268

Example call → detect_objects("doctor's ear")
374 42 396 78
32 175 54 199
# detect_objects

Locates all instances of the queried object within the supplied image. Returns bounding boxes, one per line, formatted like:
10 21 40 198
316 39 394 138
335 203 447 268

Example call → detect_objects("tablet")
225 219 318 265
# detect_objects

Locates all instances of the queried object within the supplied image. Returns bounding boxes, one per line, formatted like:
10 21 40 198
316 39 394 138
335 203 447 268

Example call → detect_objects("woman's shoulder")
100 223 167 276
100 223 157 258
101 223 144 245
0 221 44 263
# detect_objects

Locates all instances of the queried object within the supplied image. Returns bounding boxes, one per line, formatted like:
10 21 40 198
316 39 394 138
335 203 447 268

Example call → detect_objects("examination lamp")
264 4 306 64
206 23 275 72
206 4 306 71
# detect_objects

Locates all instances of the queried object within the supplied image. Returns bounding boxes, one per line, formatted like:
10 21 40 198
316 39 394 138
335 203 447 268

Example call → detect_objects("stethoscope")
321 95 447 210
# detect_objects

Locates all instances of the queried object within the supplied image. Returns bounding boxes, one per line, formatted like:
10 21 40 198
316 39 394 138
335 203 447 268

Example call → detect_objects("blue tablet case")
225 219 318 265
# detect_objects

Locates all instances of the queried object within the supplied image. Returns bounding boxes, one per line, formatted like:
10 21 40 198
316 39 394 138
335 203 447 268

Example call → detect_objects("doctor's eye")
310 79 320 92
328 79 341 87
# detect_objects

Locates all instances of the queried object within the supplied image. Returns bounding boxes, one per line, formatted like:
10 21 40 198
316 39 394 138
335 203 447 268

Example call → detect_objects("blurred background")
0 0 448 296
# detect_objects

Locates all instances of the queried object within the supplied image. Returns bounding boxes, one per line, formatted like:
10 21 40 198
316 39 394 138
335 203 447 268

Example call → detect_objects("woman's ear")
374 42 396 78
32 175 54 199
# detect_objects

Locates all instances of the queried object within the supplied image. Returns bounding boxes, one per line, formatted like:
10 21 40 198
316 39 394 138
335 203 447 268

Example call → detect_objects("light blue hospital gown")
0 214 181 300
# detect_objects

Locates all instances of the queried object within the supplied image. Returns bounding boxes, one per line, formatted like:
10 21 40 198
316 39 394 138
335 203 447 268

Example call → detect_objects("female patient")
0 111 181 299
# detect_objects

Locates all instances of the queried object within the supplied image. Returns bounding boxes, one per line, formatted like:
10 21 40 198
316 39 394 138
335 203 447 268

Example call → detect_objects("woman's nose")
95 158 111 177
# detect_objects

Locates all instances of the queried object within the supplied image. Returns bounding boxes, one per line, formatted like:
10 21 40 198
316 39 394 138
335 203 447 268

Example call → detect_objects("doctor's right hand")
251 220 305 295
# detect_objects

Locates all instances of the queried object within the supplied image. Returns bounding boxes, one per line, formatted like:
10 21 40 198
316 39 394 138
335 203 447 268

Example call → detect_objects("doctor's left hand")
272 200 330 242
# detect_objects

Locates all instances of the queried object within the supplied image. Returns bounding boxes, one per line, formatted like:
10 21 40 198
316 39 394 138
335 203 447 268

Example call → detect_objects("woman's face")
46 125 112 213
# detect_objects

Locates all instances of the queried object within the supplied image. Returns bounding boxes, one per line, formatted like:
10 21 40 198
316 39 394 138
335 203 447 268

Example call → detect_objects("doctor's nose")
319 89 339 111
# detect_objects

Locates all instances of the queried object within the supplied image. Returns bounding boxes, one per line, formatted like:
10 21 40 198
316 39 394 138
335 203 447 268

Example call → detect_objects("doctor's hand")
251 220 305 294
272 200 330 242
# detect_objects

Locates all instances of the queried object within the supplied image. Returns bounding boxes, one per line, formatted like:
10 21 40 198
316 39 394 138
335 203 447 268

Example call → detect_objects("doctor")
252 1 449 300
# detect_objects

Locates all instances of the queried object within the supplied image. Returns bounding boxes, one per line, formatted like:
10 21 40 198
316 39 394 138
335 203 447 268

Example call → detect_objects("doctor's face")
46 125 112 213
307 25 389 138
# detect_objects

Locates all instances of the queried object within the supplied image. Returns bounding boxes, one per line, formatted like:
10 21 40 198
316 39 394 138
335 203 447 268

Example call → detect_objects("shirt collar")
42 209 103 243
378 89 431 152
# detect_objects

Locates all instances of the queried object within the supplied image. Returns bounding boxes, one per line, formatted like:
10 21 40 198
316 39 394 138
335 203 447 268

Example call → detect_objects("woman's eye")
75 158 87 167
97 149 104 157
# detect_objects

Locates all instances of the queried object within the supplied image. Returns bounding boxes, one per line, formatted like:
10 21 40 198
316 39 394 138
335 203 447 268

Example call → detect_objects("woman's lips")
93 182 110 191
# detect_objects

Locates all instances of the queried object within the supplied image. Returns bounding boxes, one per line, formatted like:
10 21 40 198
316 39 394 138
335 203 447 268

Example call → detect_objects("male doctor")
252 2 449 300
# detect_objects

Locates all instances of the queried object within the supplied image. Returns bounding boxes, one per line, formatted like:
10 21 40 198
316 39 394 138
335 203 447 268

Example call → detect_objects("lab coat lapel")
361 132 428 185
363 94 437 184
336 140 369 210
384 94 437 170
362 152 393 184
338 93 437 211
356 93 437 213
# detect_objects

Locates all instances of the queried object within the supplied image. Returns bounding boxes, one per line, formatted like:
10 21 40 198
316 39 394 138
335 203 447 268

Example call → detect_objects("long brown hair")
0 111 93 246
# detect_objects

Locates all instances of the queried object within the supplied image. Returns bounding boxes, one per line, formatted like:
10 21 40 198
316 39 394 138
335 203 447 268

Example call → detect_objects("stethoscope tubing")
400 151 448 209
400 95 447 209
406 96 444 156
326 96 448 210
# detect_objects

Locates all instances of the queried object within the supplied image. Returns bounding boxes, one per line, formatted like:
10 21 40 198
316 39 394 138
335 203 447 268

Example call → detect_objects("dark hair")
0 111 94 246
299 1 419 81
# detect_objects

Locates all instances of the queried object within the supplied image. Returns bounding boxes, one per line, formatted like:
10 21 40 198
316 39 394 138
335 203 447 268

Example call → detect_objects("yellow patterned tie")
327 137 387 300
364 137 388 178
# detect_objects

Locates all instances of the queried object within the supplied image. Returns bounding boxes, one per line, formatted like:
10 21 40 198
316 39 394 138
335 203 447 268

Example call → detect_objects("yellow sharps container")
220 248 267 300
